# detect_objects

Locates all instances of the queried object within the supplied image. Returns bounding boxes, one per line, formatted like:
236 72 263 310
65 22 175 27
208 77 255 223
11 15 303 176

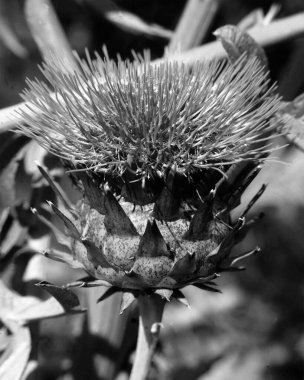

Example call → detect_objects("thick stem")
129 295 165 380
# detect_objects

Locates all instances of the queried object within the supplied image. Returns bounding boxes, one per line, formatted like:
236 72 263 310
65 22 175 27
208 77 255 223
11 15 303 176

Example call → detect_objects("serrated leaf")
214 25 268 70
36 280 81 311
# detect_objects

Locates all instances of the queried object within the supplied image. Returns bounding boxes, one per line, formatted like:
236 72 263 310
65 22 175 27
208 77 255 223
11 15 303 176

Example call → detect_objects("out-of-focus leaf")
0 319 31 380
13 296 85 322
0 0 28 57
0 217 27 259
0 280 85 324
85 0 173 39
277 94 304 151
0 133 29 214
237 5 280 30
214 25 268 69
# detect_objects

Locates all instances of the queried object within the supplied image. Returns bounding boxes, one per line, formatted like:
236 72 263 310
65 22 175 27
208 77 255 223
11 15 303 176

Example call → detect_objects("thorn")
36 162 76 216
97 287 120 303
241 184 266 218
230 247 261 266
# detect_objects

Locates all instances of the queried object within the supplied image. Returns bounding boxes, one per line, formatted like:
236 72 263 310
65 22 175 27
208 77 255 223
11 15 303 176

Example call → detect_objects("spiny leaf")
36 281 81 311
47 201 80 239
42 249 83 269
36 162 75 215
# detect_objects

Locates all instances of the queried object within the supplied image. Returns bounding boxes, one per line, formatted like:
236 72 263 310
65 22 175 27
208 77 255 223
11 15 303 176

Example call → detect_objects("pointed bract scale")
137 220 170 258
31 207 70 248
47 201 80 240
206 229 235 265
42 249 84 269
193 283 222 293
154 288 174 301
240 185 266 218
226 165 261 210
78 173 106 215
104 189 138 236
183 201 213 241
120 291 137 314
36 162 76 217
81 238 116 269
121 169 158 206
169 251 198 279
153 165 182 222
97 287 120 303
218 266 245 272
172 289 190 308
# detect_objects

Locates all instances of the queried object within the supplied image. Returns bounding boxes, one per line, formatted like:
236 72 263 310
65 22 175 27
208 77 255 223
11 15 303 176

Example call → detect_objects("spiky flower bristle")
19 52 280 177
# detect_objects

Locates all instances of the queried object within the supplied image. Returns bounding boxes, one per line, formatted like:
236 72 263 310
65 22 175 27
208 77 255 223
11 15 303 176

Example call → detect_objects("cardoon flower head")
18 48 280 307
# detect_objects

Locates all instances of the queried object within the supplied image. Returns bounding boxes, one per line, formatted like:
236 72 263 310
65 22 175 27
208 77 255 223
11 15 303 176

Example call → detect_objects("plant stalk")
129 295 165 380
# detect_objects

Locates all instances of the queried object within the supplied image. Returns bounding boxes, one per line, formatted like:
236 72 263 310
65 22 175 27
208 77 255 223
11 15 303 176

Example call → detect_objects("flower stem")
129 295 165 380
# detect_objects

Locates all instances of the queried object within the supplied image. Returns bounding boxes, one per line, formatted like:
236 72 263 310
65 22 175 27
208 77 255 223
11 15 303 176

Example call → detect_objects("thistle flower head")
18 48 281 307
20 51 280 177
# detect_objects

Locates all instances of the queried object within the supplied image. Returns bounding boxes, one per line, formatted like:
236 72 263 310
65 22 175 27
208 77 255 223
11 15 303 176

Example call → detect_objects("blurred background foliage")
1 0 304 379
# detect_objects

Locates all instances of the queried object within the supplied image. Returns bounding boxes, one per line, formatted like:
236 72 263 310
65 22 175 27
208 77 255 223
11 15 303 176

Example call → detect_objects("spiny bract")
19 49 280 310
